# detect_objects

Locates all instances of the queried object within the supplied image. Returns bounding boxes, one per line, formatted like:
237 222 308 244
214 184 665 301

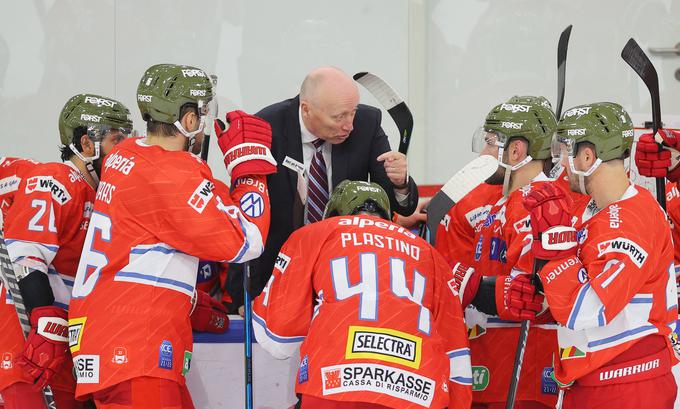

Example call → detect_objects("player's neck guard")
69 142 100 187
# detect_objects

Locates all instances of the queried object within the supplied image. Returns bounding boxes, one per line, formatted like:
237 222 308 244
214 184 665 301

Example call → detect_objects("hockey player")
524 102 678 408
253 180 472 409
1 94 132 409
457 99 559 409
68 63 274 408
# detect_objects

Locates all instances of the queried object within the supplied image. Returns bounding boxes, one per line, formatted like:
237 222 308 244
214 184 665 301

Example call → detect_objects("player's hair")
576 141 628 161
59 126 87 162
145 103 198 137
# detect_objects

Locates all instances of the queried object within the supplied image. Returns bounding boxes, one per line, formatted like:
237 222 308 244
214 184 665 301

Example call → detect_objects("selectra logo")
345 326 422 369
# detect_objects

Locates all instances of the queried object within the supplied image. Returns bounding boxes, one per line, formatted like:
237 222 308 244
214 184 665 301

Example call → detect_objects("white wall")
2 0 680 185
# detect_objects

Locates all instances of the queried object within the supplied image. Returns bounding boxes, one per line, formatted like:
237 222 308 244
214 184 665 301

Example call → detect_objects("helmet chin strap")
174 120 205 152
69 142 100 186
497 146 533 196
568 156 602 195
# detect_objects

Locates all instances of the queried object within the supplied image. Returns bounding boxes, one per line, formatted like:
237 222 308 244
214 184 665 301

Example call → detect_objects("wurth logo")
597 238 648 268
188 179 215 214
25 176 72 205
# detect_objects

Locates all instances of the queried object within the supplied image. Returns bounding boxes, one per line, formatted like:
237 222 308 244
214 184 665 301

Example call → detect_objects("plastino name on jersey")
105 152 136 175
321 363 434 406
597 238 647 268
25 176 72 205
340 232 420 261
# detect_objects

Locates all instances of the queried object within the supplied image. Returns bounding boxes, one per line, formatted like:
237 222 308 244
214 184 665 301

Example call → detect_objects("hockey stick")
621 38 665 210
506 25 573 409
243 261 254 409
353 72 413 155
425 155 498 245
0 231 57 409
200 74 219 161
555 25 572 119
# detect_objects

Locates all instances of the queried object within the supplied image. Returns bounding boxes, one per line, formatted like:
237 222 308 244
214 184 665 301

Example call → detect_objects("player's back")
254 215 472 409
69 137 268 398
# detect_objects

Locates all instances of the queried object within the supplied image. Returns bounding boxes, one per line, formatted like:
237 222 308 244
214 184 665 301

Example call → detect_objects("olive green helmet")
137 63 214 124
58 94 133 146
483 100 557 160
324 180 391 221
507 95 554 116
556 102 633 162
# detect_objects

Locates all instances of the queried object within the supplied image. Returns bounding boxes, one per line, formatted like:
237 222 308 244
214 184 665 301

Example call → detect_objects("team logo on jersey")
74 355 100 383
577 227 588 244
274 252 291 273
471 366 489 391
159 340 173 370
597 238 648 268
25 176 72 205
240 192 264 218
1 353 12 369
68 317 87 353
345 326 422 369
112 347 128 365
188 179 215 214
321 363 435 405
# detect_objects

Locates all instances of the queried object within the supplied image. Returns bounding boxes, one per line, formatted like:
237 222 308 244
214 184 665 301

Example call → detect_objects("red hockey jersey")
253 215 472 409
664 181 680 295
68 138 270 399
434 183 502 267
466 173 558 407
1 160 95 392
536 184 678 385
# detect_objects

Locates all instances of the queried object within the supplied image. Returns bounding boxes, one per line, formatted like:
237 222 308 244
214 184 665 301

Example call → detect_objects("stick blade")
556 24 572 118
425 155 498 244
621 38 661 131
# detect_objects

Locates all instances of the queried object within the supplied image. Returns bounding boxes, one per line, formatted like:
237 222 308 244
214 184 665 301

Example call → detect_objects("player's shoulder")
22 161 91 205
110 137 211 180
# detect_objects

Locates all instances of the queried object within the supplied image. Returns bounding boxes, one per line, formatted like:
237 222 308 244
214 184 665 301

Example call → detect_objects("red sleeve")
252 225 319 359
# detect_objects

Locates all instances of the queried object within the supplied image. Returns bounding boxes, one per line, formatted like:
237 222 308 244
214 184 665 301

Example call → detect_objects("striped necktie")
306 138 329 224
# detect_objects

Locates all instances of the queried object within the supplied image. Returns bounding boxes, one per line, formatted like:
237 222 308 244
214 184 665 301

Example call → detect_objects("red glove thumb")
191 290 229 333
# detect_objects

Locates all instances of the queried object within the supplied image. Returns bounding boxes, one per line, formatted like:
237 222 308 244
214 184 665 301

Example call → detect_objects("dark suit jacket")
226 96 418 307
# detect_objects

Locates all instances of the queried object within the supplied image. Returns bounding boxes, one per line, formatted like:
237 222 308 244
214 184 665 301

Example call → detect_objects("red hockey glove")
16 306 69 389
495 275 545 321
449 262 481 308
635 129 680 181
523 183 577 261
215 110 277 184
191 290 229 333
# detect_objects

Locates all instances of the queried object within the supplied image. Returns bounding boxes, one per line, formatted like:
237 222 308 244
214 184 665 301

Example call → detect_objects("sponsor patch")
321 363 434 406
345 326 422 369
84 96 116 107
74 355 100 383
489 237 506 262
25 176 72 205
607 204 621 228
0 175 20 195
474 235 483 261
69 317 87 353
472 366 489 391
441 214 451 231
541 367 558 395
274 252 291 273
577 227 588 244
562 106 591 118
597 238 648 268
159 340 173 370
299 355 309 384
499 103 531 113
112 347 128 365
513 215 531 234
182 351 192 376
465 205 491 229
240 191 264 218
188 179 215 214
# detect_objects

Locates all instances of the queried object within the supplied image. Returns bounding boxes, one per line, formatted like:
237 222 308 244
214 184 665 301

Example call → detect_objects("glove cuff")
224 143 277 176
31 306 68 343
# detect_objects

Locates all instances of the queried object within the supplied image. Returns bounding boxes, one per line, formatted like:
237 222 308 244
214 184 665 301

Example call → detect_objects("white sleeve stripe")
252 311 304 360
